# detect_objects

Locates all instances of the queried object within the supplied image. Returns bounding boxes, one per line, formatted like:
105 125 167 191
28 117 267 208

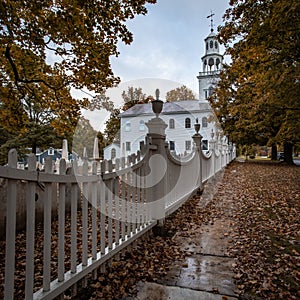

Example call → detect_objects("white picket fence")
0 118 235 299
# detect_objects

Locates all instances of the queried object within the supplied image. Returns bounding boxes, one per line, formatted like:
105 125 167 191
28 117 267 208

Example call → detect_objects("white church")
104 26 224 160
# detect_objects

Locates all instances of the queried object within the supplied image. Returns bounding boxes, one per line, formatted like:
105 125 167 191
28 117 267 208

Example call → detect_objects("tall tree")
0 47 81 154
211 0 300 164
121 86 150 110
72 117 98 158
166 85 196 102
104 108 121 145
0 0 156 158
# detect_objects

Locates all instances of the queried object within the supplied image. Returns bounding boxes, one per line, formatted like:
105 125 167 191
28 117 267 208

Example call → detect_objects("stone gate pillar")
192 119 203 193
145 90 168 225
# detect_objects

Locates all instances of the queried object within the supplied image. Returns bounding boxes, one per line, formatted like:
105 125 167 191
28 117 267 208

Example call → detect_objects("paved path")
135 170 239 299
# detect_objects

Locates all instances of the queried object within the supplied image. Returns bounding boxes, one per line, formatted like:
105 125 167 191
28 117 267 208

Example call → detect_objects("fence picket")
115 159 120 245
121 157 126 241
82 159 88 266
25 154 37 299
43 157 53 292
91 161 97 260
71 161 78 274
4 149 18 299
58 159 66 282
108 160 113 249
100 160 106 254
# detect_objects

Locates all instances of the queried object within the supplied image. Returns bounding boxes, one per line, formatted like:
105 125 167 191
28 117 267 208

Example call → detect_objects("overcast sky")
82 0 231 131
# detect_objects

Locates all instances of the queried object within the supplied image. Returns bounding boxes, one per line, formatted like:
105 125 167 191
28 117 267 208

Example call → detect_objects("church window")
208 58 214 67
169 118 175 129
139 120 145 131
215 41 218 49
125 142 131 152
111 148 116 159
202 117 208 128
202 140 208 151
185 117 191 128
216 58 220 69
204 59 207 66
169 141 175 151
210 40 213 48
125 121 131 132
185 140 191 151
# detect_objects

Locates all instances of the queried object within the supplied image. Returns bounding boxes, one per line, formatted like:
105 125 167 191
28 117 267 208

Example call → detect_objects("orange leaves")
226 162 300 299
165 85 196 102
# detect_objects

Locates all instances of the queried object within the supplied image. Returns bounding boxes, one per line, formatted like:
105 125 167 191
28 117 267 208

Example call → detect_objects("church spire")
197 14 224 101
207 11 215 32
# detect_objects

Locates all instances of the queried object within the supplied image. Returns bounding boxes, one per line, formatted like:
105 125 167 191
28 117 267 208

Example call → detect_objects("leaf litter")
0 160 299 299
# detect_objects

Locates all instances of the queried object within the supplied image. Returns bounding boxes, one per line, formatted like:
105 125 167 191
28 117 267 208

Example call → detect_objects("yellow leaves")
166 85 196 102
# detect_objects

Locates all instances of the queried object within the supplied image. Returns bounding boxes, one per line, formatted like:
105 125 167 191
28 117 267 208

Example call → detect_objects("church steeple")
197 14 224 101
202 27 223 72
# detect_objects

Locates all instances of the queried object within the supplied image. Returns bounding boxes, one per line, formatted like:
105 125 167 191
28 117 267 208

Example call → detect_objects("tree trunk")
271 144 277 161
284 142 294 165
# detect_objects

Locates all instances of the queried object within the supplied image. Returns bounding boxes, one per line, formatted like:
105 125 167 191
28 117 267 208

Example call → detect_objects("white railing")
0 117 235 299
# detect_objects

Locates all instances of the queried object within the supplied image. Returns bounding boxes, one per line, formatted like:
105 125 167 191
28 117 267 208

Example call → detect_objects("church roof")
204 29 217 40
120 100 212 118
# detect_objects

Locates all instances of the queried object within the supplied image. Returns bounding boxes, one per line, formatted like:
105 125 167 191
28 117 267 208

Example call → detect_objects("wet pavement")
135 171 239 299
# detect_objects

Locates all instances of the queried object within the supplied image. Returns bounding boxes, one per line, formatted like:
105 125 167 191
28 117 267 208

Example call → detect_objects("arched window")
185 117 191 129
210 40 213 48
208 58 214 67
139 120 145 131
215 41 218 49
169 118 175 129
202 117 208 128
111 148 116 159
125 121 131 132
216 58 220 69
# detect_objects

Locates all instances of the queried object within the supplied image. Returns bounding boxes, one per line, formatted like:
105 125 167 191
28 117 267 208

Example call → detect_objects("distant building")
35 147 77 164
103 140 121 162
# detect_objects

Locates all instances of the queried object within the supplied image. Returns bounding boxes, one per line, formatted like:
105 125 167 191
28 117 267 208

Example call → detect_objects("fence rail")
0 117 235 299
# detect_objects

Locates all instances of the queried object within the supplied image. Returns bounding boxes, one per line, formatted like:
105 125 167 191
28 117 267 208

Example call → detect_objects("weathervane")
207 11 215 32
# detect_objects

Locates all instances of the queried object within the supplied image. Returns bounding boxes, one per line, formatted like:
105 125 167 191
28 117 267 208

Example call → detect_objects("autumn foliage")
0 0 156 161
210 0 300 163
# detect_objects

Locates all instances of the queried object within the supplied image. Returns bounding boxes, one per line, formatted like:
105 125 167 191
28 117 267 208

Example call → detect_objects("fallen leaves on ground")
0 160 299 300
224 161 300 300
